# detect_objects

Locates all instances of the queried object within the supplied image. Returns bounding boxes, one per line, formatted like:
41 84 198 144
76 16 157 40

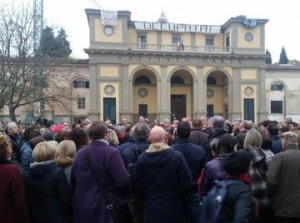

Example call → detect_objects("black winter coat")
24 161 72 223
133 146 192 223
219 179 255 223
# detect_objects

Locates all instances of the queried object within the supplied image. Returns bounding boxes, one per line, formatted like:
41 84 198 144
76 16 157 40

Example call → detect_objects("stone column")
158 66 170 121
231 68 242 121
258 68 268 121
198 67 207 118
88 63 100 120
195 66 206 118
119 65 133 121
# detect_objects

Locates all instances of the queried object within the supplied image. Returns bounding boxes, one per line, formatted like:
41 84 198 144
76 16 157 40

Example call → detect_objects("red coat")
0 160 31 223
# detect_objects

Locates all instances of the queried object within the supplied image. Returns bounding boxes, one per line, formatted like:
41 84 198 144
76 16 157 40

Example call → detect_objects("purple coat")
71 140 131 223
200 155 228 196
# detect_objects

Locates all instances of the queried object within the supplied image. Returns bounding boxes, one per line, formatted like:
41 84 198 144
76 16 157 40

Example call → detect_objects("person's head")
33 141 57 162
50 124 64 135
134 122 150 142
23 126 41 142
66 127 88 150
55 130 70 143
236 132 246 150
232 120 241 131
267 123 279 137
148 126 168 144
62 122 70 131
42 130 55 141
105 129 119 147
218 133 236 154
55 140 76 167
243 128 263 149
280 126 290 134
82 119 92 131
121 118 128 125
128 125 136 140
261 138 272 150
6 121 19 135
138 116 145 123
162 119 171 130
29 135 45 149
0 135 12 160
87 121 107 140
222 150 252 176
210 138 220 157
239 120 253 132
104 119 113 127
177 121 191 139
172 119 180 129
208 116 225 131
200 116 207 127
192 119 202 128
114 125 125 138
280 131 299 150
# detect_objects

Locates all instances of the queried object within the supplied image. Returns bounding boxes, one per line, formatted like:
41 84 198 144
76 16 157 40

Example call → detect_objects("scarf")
146 142 170 153
231 173 252 188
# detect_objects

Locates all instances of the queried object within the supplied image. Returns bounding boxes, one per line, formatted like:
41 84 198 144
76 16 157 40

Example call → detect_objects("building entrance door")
171 95 186 121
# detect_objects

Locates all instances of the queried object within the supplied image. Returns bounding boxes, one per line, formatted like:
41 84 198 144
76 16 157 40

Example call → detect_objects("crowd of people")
1 115 300 223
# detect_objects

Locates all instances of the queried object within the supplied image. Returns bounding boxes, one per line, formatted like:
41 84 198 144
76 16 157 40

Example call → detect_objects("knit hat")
43 131 55 141
50 124 64 134
222 150 252 176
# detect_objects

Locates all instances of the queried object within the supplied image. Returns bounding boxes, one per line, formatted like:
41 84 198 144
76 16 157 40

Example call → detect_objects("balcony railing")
129 44 232 54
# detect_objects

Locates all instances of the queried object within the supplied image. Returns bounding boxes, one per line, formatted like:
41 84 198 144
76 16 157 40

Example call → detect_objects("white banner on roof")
101 10 118 26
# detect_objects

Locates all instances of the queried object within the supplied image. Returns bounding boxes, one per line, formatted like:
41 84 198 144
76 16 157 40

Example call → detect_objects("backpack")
123 145 148 176
201 179 238 223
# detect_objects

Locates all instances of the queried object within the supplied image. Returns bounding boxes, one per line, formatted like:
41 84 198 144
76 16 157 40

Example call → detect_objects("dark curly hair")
66 127 88 150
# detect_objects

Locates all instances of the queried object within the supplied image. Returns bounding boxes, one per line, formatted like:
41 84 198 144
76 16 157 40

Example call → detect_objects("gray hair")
134 123 150 141
208 116 225 131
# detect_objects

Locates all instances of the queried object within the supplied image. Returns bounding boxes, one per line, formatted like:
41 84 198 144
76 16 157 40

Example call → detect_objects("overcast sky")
41 0 299 61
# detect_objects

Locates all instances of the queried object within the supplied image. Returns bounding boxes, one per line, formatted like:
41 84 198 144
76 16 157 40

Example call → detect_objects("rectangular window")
73 80 89 88
225 33 230 52
205 37 214 51
271 100 283 113
137 35 147 49
172 35 181 50
77 98 85 109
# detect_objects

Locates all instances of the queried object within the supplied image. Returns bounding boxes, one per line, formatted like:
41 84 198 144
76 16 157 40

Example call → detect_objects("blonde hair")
0 135 11 160
243 128 262 149
106 129 119 147
33 141 57 162
55 140 76 167
281 131 299 144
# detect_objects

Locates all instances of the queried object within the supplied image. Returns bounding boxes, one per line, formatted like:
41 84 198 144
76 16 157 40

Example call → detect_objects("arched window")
135 75 151 84
271 82 284 91
73 80 89 88
171 76 184 84
207 76 217 85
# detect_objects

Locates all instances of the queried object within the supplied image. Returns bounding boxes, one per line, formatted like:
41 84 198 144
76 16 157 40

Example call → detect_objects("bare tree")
0 2 75 122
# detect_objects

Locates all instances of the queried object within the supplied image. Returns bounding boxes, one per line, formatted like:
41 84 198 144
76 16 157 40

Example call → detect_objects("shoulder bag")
84 147 132 223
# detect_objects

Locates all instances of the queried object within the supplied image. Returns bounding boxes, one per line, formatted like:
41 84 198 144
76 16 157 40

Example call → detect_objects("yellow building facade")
2 10 300 125
85 9 269 123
